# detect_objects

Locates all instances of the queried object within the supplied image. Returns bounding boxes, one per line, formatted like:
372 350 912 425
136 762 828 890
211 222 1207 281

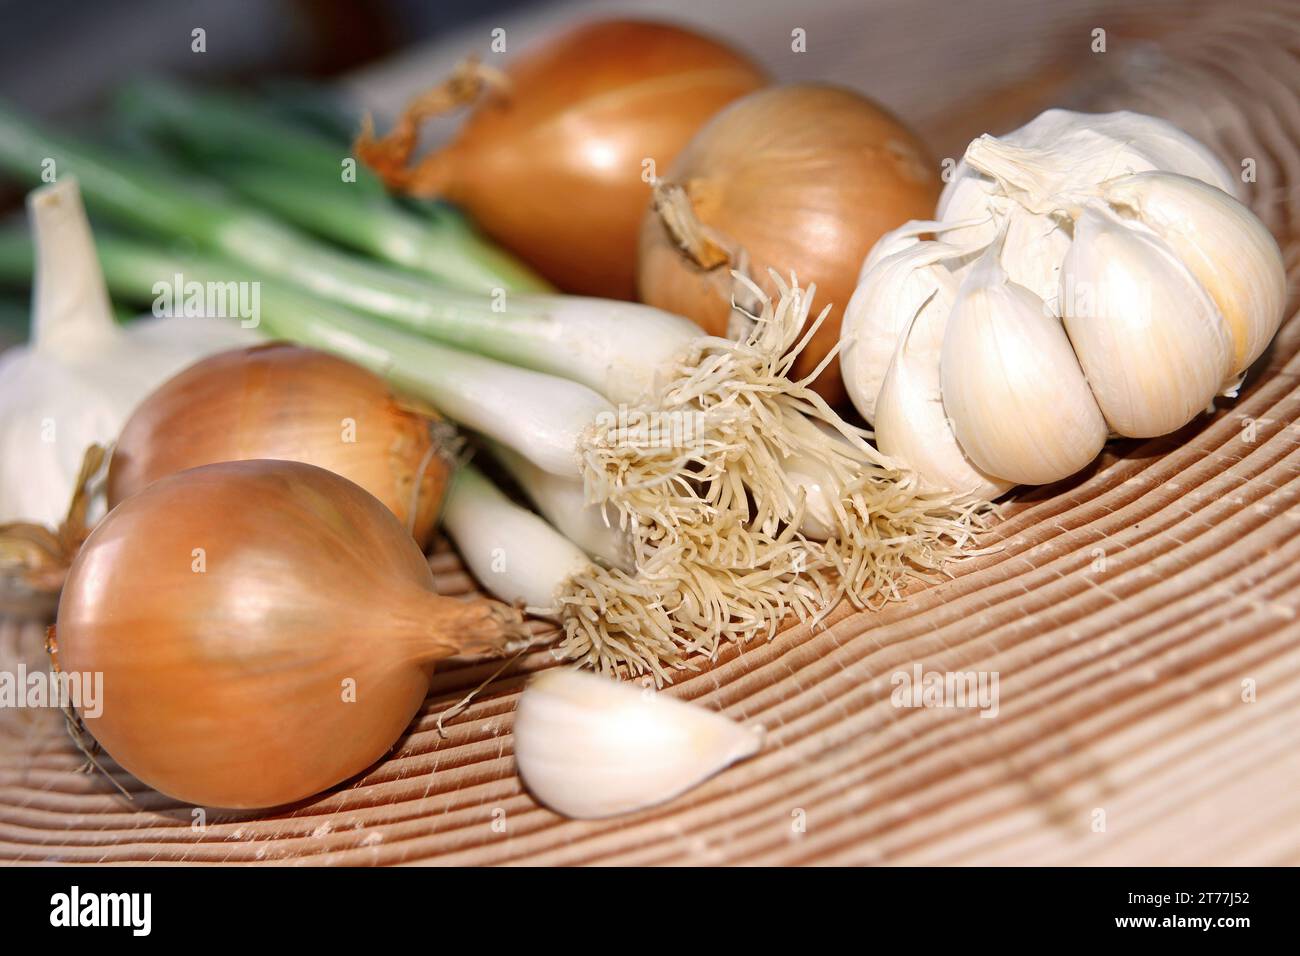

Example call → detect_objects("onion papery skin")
378 19 765 299
107 343 449 547
56 460 510 809
636 85 940 405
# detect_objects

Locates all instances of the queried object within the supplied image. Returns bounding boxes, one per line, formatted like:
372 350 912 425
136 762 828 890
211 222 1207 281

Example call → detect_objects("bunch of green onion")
0 85 986 679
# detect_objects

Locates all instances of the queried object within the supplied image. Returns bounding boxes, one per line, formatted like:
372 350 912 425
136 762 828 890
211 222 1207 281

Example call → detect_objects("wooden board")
1 0 1298 865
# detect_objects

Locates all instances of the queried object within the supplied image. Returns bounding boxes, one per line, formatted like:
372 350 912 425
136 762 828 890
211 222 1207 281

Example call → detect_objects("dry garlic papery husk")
839 109 1287 496
513 668 764 818
0 179 257 612
938 109 1243 306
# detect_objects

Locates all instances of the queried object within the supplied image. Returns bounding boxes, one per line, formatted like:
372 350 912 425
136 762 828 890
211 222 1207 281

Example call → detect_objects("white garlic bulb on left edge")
513 668 764 819
0 179 260 528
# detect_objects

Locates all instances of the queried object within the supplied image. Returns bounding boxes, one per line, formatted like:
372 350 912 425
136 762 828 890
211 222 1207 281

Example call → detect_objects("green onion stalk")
112 79 552 294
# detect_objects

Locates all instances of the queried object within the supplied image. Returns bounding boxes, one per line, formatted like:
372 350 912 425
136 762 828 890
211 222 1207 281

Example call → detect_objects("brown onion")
356 19 766 299
107 343 451 547
636 85 941 405
53 459 523 809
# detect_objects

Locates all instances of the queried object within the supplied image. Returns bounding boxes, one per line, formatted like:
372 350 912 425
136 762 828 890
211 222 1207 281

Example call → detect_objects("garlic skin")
513 668 764 819
1098 172 1287 378
0 179 259 526
941 245 1108 485
875 302 1011 502
939 110 1242 305
940 109 1242 223
1060 206 1233 438
857 217 985 281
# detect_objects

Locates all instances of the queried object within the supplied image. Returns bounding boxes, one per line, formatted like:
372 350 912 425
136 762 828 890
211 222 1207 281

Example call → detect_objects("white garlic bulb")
840 108 1286 497
0 179 259 527
513 668 764 819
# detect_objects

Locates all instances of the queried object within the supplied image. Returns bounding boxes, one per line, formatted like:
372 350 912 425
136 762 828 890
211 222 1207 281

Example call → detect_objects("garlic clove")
841 240 964 423
941 242 1108 485
513 668 764 819
875 301 1012 502
1060 205 1234 438
1099 172 1287 378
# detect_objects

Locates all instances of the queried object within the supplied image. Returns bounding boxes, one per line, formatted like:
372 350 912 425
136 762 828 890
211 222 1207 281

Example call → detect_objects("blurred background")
0 0 1200 132
0 0 523 113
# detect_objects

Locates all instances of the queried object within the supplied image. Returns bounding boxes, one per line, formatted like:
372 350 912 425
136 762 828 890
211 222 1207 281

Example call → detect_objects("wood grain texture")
1 0 1298 865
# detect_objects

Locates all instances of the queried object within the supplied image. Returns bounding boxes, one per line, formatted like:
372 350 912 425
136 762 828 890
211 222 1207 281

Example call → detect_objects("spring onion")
443 463 829 678
487 440 633 572
114 80 552 294
0 226 850 675
0 101 542 300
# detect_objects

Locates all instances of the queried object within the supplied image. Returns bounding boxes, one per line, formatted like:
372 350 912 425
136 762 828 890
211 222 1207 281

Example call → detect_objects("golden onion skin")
107 343 448 547
637 85 940 405
366 19 766 299
56 460 515 809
